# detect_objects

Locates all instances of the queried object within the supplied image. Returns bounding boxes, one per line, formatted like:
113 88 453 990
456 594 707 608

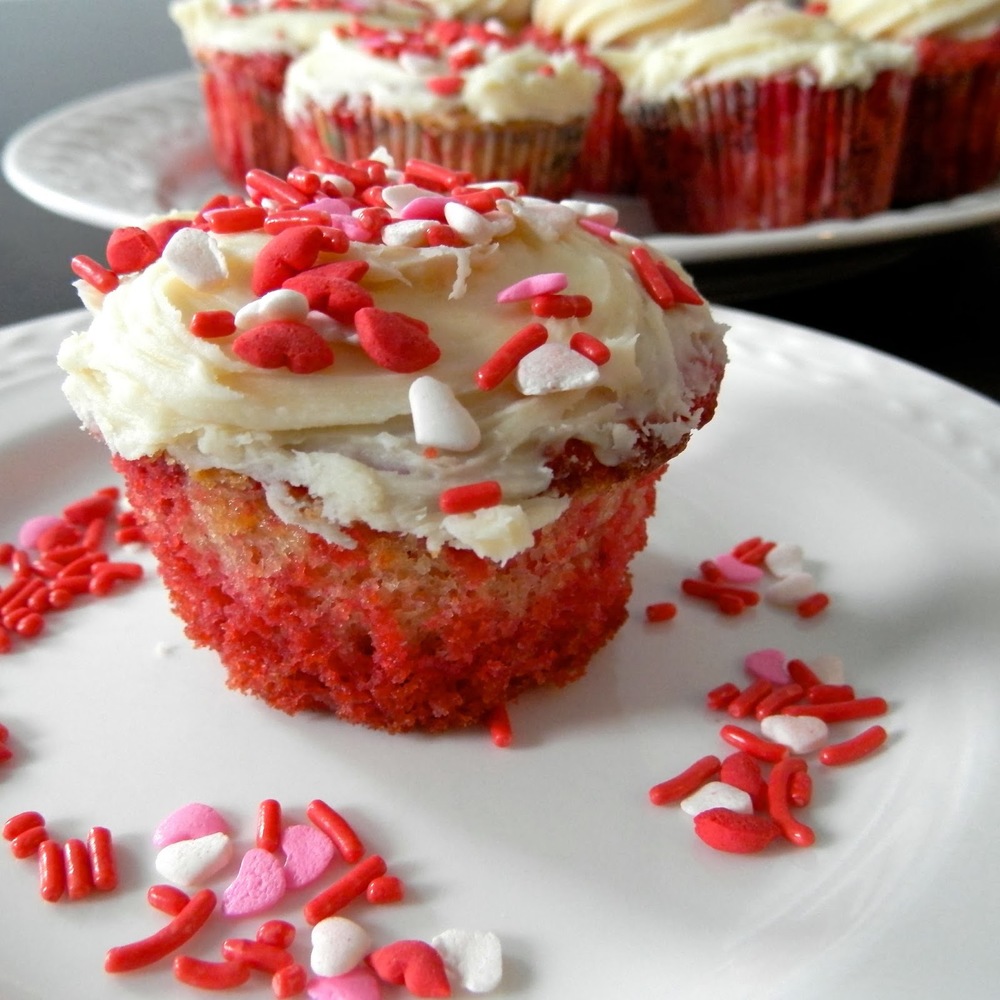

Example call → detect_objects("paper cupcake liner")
892 33 1000 205
625 69 913 233
291 100 588 200
575 60 638 195
197 50 297 186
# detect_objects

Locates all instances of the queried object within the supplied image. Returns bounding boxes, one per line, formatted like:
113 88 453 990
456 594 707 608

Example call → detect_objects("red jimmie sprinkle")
273 963 309 998
644 601 677 623
306 799 365 865
569 331 611 365
303 854 387 925
221 938 295 973
256 919 296 950
657 260 704 305
87 826 118 892
648 754 721 806
797 592 831 618
781 697 888 723
71 255 119 294
767 756 815 847
629 246 674 309
173 955 251 990
475 322 548 390
706 682 740 712
366 874 405 904
256 799 282 853
726 678 772 719
38 839 66 902
819 724 888 766
64 837 94 900
719 723 789 763
190 310 236 339
438 481 502 515
147 884 191 917
485 703 513 748
105 888 217 972
3 811 44 841
203 204 267 234
786 658 822 690
403 157 474 192
426 74 463 96
245 168 309 208
530 293 593 319
754 683 806 720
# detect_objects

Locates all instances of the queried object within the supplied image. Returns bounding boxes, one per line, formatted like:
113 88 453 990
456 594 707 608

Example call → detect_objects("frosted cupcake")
58 150 727 733
169 0 433 185
617 1 916 232
822 0 1000 203
528 0 744 193
282 20 603 199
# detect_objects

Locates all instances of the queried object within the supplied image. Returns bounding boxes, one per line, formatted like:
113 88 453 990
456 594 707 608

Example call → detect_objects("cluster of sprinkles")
0 487 145 656
70 150 702 525
643 538 890 854
5 796 503 997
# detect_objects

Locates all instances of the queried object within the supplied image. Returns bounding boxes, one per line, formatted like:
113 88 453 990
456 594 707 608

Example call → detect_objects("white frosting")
282 26 602 124
59 165 726 564
530 0 742 49
615 1 916 100
170 0 533 56
824 0 1000 41
169 0 431 56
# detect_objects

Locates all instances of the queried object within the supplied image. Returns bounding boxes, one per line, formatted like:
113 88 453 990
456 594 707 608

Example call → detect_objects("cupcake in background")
282 20 603 199
616 1 916 233
528 0 744 194
170 0 433 185
58 150 727 733
821 0 1000 204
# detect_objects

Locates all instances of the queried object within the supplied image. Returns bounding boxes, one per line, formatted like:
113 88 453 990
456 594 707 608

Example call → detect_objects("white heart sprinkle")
765 542 805 578
432 929 503 994
162 227 228 289
811 653 846 685
235 289 309 330
310 916 372 977
559 199 619 226
409 376 481 452
154 832 233 887
765 571 817 606
760 714 829 754
380 219 433 247
516 343 600 396
680 781 754 817
443 201 494 245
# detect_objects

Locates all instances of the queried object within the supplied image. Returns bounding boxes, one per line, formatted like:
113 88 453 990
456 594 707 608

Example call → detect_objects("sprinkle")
161 228 228 290
569 331 610 365
438 481 502 514
256 798 282 853
234 289 310 330
310 916 372 977
443 200 495 244
496 272 568 303
645 601 677 623
432 929 503 994
70 255 118 293
485 704 513 748
280 824 336 889
760 714 829 755
38 840 66 902
303 854 387 925
203 204 267 234
694 808 781 854
629 245 674 309
475 322 548 390
516 342 600 395
409 375 481 452
221 847 288 917
189 310 236 339
232 320 335 374
818 724 888 766
530 293 592 319
368 939 452 997
251 225 325 296
648 755 721 806
718 723 788 763
106 227 160 273
172 955 251 990
767 757 815 847
354 307 440 373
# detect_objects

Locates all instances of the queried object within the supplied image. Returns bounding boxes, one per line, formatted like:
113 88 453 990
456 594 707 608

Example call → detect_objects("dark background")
1 0 998 401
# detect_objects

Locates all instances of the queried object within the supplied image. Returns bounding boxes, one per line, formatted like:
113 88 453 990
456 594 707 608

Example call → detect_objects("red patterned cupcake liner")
290 100 589 200
626 68 913 233
197 50 298 186
892 31 1000 204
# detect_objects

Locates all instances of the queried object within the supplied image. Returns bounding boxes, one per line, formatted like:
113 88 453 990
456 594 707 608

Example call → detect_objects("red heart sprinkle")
232 321 334 374
106 227 160 274
693 807 781 854
283 260 370 307
251 226 325 296
368 940 451 997
354 307 440 373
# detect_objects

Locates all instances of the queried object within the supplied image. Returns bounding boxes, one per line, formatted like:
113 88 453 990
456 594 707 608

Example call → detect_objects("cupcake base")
197 50 297 186
290 100 588 200
892 32 1000 205
114 449 667 733
626 69 913 233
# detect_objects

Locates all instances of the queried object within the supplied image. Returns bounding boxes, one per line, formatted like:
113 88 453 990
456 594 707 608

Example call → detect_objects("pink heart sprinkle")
152 803 229 849
221 847 287 917
744 648 789 685
17 515 64 550
282 824 336 890
307 966 382 1000
713 553 764 584
496 272 568 303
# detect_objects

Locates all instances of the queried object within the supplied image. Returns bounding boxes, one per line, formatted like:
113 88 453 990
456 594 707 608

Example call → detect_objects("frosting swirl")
59 153 726 563
530 0 742 49
823 0 1000 41
614 1 915 99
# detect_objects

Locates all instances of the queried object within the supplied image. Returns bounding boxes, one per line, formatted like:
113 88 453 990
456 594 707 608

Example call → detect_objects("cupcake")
528 0 744 193
281 20 603 200
822 0 1000 204
616 1 916 233
169 0 434 186
58 149 727 733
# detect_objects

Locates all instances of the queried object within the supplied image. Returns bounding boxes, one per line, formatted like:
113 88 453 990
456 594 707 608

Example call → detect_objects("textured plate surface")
5 71 1000 262
1 308 999 998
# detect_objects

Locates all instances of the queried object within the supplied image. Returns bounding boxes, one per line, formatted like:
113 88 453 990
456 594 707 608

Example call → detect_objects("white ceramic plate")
2 307 1000 999
5 71 1000 263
